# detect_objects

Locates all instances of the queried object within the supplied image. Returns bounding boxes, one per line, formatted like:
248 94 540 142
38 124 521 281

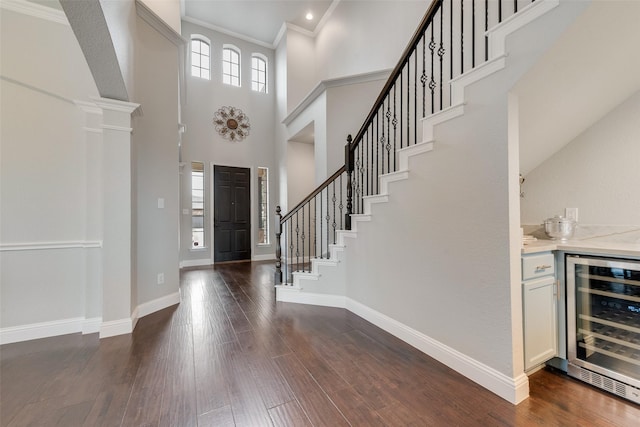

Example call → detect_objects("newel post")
274 205 283 284
345 135 354 230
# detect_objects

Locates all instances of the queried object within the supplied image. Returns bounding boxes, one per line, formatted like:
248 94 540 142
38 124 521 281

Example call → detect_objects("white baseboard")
252 253 276 261
82 317 102 334
101 291 181 339
180 258 212 268
276 289 529 404
0 317 84 345
137 291 181 318
345 298 529 404
276 286 346 308
100 317 134 339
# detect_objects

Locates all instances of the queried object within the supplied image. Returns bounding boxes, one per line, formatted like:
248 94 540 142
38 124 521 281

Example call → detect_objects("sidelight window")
191 162 205 248
258 167 269 244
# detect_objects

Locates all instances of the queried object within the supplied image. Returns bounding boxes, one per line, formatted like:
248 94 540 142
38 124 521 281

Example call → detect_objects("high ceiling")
182 0 335 47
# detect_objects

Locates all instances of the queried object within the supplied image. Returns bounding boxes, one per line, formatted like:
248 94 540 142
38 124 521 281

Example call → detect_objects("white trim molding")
100 317 134 339
135 0 187 47
0 240 102 252
0 316 100 345
180 258 213 268
283 69 392 126
252 253 276 262
137 292 180 318
0 0 68 25
276 291 530 404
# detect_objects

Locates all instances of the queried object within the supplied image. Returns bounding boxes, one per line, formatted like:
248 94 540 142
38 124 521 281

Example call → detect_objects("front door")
213 165 251 262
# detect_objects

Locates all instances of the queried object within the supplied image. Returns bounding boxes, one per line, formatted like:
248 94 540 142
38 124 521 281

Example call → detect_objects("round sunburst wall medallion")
213 106 250 142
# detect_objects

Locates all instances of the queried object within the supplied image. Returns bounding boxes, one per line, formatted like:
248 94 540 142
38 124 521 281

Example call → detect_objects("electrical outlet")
565 208 578 222
157 273 164 285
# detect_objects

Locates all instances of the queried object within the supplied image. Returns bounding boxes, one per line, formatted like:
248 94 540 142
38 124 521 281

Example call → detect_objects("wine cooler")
566 255 640 404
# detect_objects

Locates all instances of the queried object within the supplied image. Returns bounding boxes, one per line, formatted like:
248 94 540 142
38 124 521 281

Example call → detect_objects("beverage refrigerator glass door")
566 255 640 401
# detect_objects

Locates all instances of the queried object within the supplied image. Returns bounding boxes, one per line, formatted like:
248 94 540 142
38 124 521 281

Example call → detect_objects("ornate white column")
91 97 141 338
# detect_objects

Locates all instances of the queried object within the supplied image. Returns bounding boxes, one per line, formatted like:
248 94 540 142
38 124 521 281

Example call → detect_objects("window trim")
190 34 211 80
222 44 241 87
251 53 268 94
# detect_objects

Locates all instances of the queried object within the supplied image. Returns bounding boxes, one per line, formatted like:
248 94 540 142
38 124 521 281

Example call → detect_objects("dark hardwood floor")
2 261 639 426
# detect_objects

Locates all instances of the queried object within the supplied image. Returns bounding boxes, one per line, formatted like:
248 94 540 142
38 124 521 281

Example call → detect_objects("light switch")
157 198 165 209
565 207 578 222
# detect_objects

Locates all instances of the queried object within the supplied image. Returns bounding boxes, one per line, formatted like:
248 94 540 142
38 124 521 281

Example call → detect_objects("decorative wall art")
213 106 250 142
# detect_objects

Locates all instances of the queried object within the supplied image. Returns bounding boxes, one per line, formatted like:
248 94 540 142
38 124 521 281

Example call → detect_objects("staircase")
275 0 592 404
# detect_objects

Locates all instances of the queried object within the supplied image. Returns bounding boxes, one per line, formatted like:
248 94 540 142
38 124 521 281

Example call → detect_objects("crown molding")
135 0 186 47
182 15 274 50
283 69 392 126
0 0 68 25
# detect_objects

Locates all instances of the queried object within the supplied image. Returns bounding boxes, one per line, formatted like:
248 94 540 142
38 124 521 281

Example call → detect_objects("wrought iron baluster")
339 173 344 228
332 180 336 244
380 106 385 176
472 0 476 69
301 205 305 271
460 0 464 75
308 200 311 264
499 0 502 23
295 211 300 271
325 186 330 252
421 34 427 118
450 0 453 82
288 218 293 282
515 0 518 13
313 196 317 259
319 189 323 258
393 84 397 169
413 52 417 145
376 115 379 194
386 97 391 173
400 70 403 149
429 22 436 115
439 6 445 111
485 0 489 61
275 206 282 284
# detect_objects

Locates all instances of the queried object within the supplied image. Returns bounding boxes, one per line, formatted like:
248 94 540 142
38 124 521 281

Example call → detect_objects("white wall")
285 29 317 114
132 15 181 305
180 21 278 264
314 0 426 81
521 90 640 226
0 8 100 334
286 141 316 208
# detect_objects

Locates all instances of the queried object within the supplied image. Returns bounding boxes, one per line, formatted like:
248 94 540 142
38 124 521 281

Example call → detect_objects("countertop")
521 226 640 258
522 239 640 257
522 230 640 258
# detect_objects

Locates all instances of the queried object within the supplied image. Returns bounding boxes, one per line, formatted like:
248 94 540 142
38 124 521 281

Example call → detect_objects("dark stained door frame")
213 165 251 263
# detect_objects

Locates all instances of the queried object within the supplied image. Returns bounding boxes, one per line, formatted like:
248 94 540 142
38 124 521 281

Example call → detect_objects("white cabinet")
522 252 558 371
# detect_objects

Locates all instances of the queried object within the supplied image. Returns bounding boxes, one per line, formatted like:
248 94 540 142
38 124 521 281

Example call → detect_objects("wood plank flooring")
2 261 639 426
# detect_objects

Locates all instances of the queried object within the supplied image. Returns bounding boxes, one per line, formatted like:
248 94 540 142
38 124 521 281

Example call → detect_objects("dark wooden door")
214 165 251 262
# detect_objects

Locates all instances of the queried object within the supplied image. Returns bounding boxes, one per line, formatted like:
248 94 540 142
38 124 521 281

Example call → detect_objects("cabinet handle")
536 265 552 270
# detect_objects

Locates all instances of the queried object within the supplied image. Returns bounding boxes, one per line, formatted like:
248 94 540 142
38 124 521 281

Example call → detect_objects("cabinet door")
523 276 558 371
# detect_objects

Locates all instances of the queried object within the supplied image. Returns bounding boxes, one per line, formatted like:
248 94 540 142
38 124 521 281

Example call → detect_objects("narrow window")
191 162 205 248
251 54 267 93
257 167 269 244
223 46 241 87
191 36 210 80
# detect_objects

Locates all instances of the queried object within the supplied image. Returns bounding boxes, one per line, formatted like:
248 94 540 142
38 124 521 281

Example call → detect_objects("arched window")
222 45 241 87
251 54 267 93
190 35 210 80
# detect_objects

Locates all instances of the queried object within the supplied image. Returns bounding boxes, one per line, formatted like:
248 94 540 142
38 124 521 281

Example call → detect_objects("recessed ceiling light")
306 12 314 21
